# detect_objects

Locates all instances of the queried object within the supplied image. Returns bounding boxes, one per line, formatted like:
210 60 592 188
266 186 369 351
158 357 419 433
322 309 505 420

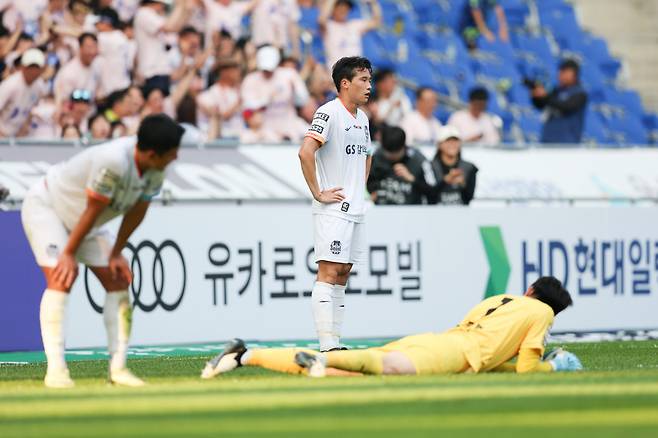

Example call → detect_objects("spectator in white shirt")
240 106 282 143
319 0 381 70
0 49 47 137
53 32 100 109
241 45 309 141
202 0 259 42
401 87 442 146
447 87 501 146
371 68 412 128
197 59 243 139
168 26 211 91
94 7 133 98
134 0 194 94
251 0 300 56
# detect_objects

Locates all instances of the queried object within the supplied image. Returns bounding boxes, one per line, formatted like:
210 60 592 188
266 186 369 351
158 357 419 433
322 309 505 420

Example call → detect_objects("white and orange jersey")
306 98 372 223
45 137 164 231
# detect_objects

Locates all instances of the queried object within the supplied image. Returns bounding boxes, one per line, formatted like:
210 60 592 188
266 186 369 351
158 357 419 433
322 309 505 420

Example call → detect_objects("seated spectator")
0 49 47 137
241 45 309 141
110 121 128 138
197 59 243 139
95 7 132 98
240 107 282 143
447 87 501 146
121 85 145 134
371 68 412 128
53 32 100 109
87 112 111 140
430 126 478 205
530 59 588 144
319 0 381 70
401 87 442 145
134 0 194 93
460 0 509 49
367 126 437 205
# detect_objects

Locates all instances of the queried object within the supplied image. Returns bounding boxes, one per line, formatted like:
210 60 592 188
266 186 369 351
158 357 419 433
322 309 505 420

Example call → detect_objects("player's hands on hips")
546 348 583 371
109 254 133 284
315 187 345 204
53 252 78 289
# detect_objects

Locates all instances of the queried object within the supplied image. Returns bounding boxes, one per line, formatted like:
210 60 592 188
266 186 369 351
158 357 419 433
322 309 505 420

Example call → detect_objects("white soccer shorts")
313 214 366 265
21 181 115 268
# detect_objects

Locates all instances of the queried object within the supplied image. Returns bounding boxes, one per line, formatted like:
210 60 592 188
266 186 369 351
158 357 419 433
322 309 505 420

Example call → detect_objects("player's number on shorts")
484 297 514 316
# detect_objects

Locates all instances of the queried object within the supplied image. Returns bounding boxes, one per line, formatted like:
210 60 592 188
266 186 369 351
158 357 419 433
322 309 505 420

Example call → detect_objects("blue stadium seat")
583 110 612 145
516 112 543 143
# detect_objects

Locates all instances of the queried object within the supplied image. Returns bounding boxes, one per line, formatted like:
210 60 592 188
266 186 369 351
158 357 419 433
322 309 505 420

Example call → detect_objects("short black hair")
335 0 355 9
559 58 580 75
469 87 489 102
97 7 120 28
331 56 372 91
106 88 130 108
416 87 435 100
78 32 98 46
137 114 185 155
530 276 573 316
373 68 395 85
380 125 406 153
179 26 199 38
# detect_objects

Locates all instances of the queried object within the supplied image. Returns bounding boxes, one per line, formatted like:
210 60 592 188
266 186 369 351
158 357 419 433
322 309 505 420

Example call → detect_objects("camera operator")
529 59 588 143
367 126 437 205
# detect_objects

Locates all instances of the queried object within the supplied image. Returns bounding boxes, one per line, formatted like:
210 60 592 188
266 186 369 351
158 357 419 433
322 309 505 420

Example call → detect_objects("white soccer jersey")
306 98 371 222
44 137 164 231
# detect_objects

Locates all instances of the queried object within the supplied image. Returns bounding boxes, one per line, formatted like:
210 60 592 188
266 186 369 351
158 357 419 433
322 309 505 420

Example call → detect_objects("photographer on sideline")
529 59 588 144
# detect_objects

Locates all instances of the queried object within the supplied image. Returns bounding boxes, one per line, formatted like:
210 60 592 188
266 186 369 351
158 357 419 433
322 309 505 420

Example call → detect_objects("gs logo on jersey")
345 144 368 155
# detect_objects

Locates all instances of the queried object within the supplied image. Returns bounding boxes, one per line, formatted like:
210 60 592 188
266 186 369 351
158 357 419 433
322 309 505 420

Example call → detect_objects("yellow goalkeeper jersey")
447 294 554 372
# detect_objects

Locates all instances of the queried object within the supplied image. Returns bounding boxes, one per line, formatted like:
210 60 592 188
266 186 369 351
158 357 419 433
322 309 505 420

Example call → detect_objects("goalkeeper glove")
545 348 583 371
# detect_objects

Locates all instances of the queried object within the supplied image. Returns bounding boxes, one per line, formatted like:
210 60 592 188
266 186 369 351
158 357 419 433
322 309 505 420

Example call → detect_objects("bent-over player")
21 114 184 388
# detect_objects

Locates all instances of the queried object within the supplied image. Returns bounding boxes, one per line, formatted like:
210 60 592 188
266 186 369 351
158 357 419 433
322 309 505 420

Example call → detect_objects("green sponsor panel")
479 226 511 298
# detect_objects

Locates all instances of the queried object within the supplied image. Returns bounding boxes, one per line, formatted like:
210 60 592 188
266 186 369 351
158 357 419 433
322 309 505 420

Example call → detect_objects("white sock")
311 281 335 351
103 290 131 371
39 289 69 373
331 284 346 347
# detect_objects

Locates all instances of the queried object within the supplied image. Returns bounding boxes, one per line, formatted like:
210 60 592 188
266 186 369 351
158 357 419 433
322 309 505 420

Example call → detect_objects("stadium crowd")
0 0 511 148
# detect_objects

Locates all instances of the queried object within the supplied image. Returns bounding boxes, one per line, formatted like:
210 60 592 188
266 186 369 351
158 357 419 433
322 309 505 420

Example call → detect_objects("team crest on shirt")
46 244 60 258
341 202 350 212
330 240 342 255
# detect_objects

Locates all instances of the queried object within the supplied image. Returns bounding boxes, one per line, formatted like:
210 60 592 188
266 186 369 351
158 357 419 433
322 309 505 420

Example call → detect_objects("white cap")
21 49 45 68
256 46 280 72
437 125 462 143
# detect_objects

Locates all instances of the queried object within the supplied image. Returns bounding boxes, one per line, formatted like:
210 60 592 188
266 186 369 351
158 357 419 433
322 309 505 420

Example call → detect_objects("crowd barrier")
2 204 657 351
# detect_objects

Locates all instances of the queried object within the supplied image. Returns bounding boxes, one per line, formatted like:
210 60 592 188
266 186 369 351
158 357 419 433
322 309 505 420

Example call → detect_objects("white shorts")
313 214 366 264
21 181 115 268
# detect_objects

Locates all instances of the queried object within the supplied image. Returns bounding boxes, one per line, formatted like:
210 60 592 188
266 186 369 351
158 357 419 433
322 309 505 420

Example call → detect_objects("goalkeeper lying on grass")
202 276 582 378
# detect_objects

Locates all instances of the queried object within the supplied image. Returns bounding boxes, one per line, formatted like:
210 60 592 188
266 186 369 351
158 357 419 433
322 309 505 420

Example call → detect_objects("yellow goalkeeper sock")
325 349 384 375
243 348 314 375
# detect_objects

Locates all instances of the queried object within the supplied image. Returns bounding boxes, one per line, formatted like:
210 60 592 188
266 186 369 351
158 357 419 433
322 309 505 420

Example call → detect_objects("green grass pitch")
1 340 658 437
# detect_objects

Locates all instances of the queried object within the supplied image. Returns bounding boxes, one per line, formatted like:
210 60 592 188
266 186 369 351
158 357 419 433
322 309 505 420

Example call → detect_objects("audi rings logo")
85 240 187 313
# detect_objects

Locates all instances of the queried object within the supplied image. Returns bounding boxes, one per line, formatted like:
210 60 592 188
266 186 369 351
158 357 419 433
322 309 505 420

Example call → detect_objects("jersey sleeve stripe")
85 188 112 204
305 132 326 144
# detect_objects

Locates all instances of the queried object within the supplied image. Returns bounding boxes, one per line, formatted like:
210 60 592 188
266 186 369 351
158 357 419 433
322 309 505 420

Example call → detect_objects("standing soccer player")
21 114 184 388
298 56 373 352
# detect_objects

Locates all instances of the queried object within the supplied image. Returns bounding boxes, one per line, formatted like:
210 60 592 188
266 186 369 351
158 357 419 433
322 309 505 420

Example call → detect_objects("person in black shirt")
367 126 436 205
430 126 478 205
